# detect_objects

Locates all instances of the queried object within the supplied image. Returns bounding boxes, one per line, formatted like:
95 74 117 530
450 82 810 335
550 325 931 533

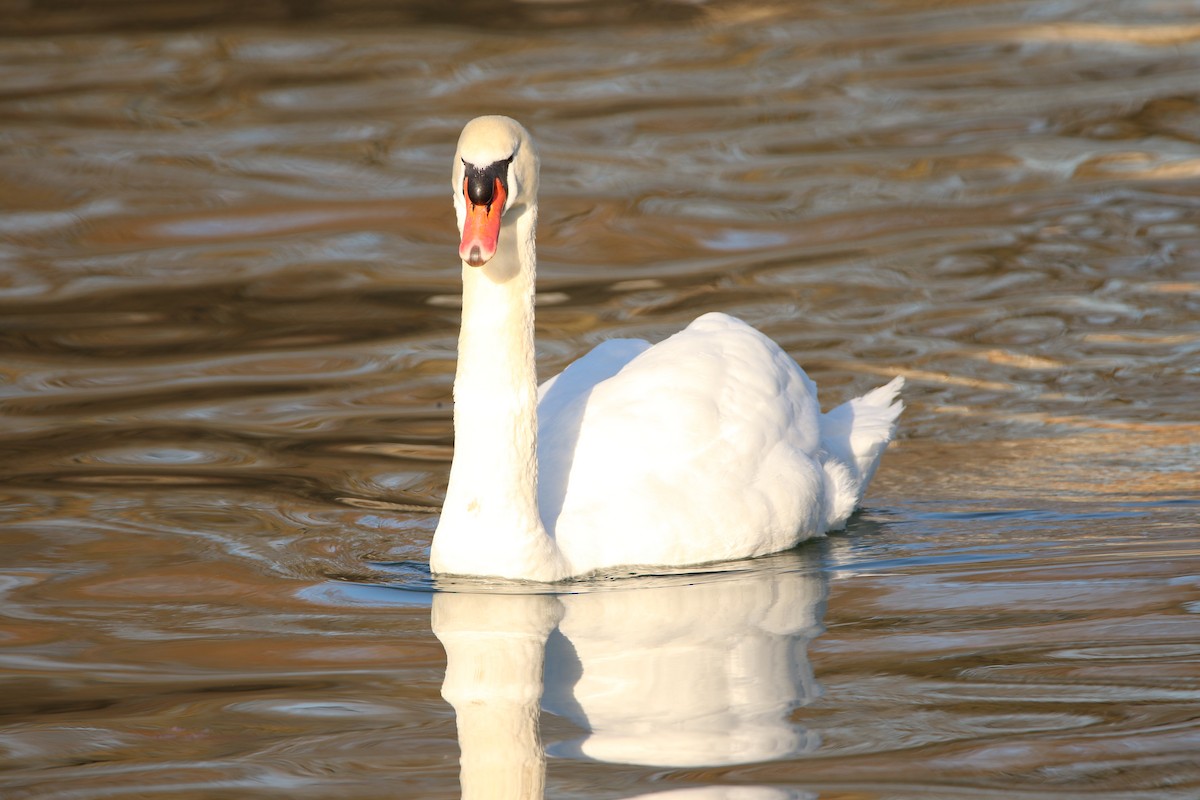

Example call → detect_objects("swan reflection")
432 550 827 798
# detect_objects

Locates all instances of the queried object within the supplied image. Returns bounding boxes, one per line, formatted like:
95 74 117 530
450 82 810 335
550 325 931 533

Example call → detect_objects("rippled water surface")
2 1 1199 798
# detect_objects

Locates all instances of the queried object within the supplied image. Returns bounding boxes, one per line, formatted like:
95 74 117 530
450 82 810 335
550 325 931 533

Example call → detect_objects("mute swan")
430 115 903 582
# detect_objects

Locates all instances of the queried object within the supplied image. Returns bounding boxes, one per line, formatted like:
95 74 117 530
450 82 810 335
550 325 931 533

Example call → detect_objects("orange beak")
459 177 507 267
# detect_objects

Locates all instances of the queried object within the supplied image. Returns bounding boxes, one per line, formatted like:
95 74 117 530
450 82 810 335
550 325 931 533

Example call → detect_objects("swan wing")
537 337 651 413
539 312 827 573
537 338 651 530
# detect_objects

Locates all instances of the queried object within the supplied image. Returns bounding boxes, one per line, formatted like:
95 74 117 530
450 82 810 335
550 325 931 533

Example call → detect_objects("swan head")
453 116 539 268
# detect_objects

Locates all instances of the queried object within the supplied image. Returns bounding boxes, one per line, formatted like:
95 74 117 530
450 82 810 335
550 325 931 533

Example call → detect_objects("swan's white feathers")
433 116 903 581
537 338 650 413
536 338 651 531
456 115 523 168
538 313 830 573
819 377 904 487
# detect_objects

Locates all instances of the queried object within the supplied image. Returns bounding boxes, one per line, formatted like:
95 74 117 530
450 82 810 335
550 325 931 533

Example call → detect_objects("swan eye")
463 156 513 207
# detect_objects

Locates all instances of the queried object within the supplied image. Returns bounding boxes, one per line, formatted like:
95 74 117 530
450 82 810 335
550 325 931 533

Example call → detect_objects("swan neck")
433 205 564 581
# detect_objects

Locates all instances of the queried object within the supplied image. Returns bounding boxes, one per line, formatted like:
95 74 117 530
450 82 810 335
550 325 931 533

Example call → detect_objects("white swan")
430 115 904 582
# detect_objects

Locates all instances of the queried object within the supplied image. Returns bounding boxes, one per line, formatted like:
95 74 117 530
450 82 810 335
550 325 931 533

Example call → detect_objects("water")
2 1 1199 797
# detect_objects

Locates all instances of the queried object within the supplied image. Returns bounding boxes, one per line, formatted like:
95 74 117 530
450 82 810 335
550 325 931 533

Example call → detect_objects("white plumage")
430 116 904 582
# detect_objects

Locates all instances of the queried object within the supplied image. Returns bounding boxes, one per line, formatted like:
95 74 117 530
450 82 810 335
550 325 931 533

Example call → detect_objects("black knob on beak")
463 156 513 207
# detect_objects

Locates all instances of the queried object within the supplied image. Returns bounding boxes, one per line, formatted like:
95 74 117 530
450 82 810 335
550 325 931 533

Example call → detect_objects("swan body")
430 116 903 582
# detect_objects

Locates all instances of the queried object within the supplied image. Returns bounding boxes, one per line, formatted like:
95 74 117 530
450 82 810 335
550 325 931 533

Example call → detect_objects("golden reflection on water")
2 1 1199 798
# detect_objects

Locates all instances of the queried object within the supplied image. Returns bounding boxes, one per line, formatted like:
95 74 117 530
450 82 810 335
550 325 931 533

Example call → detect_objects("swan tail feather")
819 376 904 529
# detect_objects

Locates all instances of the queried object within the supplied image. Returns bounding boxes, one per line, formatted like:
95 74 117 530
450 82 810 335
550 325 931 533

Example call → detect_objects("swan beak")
459 177 507 267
